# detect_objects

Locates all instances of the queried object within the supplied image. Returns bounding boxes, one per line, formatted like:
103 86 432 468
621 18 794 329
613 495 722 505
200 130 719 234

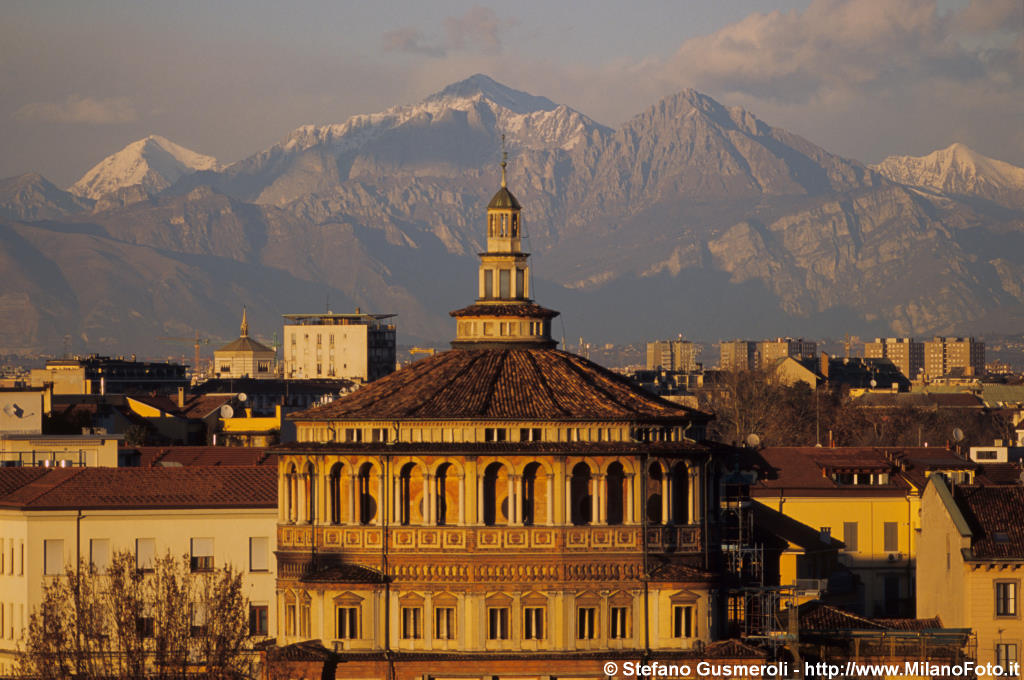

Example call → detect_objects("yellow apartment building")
0 466 278 675
750 446 975 617
918 476 1023 675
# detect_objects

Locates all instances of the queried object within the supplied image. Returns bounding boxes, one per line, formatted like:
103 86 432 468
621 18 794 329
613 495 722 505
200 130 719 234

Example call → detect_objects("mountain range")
2 74 1023 357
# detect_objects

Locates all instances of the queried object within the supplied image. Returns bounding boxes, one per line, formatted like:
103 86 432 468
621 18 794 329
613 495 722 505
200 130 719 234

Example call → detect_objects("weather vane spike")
500 134 507 188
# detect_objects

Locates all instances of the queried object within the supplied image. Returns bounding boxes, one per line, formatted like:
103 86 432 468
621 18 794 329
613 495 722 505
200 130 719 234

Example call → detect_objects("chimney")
820 352 830 379
177 386 185 409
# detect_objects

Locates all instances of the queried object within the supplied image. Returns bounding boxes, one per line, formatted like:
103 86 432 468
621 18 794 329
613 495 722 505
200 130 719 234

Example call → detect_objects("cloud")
14 94 138 124
382 27 446 57
383 6 505 59
658 0 1021 106
444 6 502 53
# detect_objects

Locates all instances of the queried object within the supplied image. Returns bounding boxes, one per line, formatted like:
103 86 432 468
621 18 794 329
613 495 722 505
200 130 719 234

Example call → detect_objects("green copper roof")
487 186 521 210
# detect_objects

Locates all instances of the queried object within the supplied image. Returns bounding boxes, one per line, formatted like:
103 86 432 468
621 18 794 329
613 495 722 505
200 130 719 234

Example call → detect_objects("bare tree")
18 550 257 680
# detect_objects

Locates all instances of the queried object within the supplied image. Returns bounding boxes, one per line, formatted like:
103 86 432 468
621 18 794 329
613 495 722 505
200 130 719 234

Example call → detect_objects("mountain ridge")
3 76 1024 355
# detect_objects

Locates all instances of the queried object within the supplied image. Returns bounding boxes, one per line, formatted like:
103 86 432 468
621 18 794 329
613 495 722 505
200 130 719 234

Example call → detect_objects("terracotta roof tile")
449 302 559 319
0 466 275 510
954 485 1024 559
126 446 275 467
290 349 706 422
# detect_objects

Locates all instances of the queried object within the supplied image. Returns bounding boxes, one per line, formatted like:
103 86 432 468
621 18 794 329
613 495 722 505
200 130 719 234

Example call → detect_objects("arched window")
304 462 316 524
570 462 592 526
671 462 689 525
329 463 343 525
399 462 417 526
483 462 506 526
358 462 376 525
521 462 541 526
606 462 625 525
647 462 664 525
286 464 297 523
435 463 452 526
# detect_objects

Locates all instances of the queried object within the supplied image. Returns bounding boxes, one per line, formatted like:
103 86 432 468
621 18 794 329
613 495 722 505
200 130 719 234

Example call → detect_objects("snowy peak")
69 134 222 200
269 74 610 158
423 74 557 114
872 143 1024 205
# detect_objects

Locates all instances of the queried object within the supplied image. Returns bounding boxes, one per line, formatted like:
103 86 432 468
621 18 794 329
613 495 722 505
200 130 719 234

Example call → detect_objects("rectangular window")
484 428 507 442
996 644 1019 675
257 360 270 372
190 538 214 572
499 270 511 298
488 607 510 640
345 428 362 443
249 537 268 572
523 607 545 640
520 428 542 442
401 607 421 639
484 270 494 298
43 539 63 576
577 607 597 639
299 599 310 637
610 606 629 639
672 605 693 638
371 428 388 443
137 617 155 638
516 268 525 298
996 581 1018 617
337 606 359 639
136 538 155 572
248 605 268 636
843 522 858 552
434 607 455 640
90 538 110 573
884 522 899 552
220 365 231 373
285 603 296 636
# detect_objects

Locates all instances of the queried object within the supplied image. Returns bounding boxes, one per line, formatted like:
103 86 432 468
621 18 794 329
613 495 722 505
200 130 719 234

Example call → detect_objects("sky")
2 0 1022 187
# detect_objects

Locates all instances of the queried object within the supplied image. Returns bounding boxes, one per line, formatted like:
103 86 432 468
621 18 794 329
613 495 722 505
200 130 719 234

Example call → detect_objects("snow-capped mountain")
6 75 1024 355
69 135 222 201
873 143 1024 207
270 74 607 157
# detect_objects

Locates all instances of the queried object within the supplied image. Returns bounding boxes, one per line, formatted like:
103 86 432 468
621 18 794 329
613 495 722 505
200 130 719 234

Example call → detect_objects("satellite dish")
237 393 247 402
952 428 965 443
1 404 14 417
746 433 761 449
870 379 877 388
220 404 235 419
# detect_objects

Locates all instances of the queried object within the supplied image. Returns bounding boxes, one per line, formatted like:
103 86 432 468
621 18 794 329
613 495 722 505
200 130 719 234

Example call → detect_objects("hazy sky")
3 0 1022 186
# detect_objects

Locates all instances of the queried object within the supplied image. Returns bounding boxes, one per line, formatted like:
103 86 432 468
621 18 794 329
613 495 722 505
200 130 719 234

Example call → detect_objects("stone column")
661 472 669 526
665 474 674 525
458 474 466 526
425 472 435 525
348 473 358 525
564 476 573 525
624 473 635 525
596 473 606 525
546 474 555 526
507 473 516 525
477 475 485 525
375 472 383 527
687 465 696 525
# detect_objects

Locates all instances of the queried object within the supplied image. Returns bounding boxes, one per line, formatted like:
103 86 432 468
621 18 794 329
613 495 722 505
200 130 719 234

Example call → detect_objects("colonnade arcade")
279 454 705 529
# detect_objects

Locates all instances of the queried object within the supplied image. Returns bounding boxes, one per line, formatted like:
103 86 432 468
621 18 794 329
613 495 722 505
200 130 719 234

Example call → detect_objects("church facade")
272 162 726 678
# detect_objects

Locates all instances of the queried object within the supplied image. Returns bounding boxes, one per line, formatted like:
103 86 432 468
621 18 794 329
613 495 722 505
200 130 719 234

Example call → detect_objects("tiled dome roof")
289 348 705 422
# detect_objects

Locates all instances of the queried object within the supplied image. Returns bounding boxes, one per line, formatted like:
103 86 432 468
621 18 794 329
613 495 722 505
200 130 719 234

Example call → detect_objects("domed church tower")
274 144 724 678
451 149 558 348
